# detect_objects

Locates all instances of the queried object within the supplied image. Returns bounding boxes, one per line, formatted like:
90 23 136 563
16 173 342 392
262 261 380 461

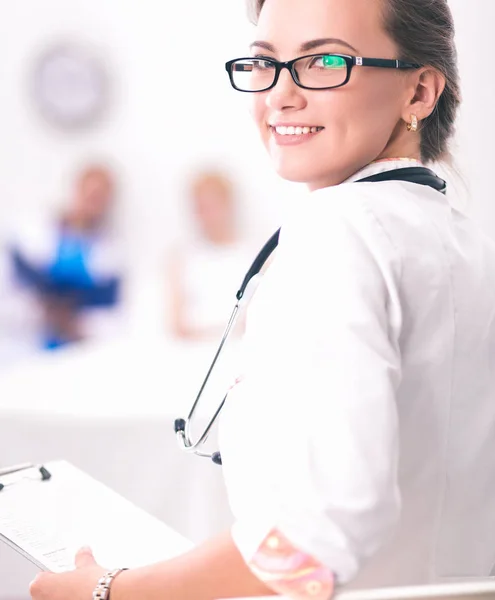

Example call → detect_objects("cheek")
250 95 269 139
320 81 401 149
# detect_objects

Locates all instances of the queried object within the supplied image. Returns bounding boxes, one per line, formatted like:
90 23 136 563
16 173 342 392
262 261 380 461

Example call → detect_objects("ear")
402 68 446 124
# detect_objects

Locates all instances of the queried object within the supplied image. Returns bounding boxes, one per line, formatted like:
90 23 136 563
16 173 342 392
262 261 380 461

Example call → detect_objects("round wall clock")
32 42 110 130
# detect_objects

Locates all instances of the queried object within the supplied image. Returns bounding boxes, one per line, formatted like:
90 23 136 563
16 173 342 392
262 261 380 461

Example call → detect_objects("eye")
309 55 347 70
232 58 275 74
252 56 276 71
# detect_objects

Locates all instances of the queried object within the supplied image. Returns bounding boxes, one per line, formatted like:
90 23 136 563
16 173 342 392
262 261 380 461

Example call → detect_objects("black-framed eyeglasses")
225 53 422 93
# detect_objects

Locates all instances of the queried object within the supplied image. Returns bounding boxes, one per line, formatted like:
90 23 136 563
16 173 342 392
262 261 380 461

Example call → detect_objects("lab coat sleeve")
229 187 403 590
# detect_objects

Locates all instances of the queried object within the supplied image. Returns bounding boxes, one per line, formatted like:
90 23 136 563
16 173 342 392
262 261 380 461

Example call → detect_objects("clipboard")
0 462 52 489
0 460 192 573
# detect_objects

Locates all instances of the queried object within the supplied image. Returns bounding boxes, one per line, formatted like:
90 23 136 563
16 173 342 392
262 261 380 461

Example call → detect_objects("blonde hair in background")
190 170 234 203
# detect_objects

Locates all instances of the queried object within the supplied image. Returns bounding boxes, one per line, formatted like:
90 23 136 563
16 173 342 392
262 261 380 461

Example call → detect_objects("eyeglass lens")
230 54 348 91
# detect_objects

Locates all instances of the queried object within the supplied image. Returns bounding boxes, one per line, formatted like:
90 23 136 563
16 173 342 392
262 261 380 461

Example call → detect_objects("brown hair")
248 0 461 164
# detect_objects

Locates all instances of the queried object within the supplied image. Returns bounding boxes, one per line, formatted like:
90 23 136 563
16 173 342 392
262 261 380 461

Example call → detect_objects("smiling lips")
270 124 324 135
269 124 324 144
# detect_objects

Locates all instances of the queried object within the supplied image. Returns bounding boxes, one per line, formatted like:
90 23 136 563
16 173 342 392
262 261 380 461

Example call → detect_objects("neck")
371 156 423 166
377 124 422 163
204 229 236 245
63 213 96 233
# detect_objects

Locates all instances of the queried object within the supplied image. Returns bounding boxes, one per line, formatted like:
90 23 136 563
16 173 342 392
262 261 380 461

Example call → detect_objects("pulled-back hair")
247 0 461 164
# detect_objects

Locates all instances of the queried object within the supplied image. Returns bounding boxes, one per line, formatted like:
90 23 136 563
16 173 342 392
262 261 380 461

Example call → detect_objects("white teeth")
273 125 321 136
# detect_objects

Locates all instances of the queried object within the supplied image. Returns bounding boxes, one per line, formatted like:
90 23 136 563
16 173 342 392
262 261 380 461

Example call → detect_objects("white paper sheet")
0 460 192 573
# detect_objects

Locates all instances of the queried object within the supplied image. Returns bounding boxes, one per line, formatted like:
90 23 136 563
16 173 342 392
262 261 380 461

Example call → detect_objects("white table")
224 580 495 599
0 334 237 599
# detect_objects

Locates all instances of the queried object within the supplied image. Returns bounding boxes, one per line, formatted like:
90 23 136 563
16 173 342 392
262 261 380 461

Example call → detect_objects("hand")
30 547 107 600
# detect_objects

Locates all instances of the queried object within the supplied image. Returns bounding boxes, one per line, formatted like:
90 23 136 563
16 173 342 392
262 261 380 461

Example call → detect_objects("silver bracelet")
92 568 129 600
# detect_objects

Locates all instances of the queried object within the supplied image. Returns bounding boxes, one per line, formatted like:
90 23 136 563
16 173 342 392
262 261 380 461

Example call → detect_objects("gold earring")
407 114 418 132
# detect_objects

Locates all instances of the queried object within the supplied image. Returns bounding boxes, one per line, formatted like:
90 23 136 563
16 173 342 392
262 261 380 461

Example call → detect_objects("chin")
275 167 310 184
272 158 335 188
270 155 311 183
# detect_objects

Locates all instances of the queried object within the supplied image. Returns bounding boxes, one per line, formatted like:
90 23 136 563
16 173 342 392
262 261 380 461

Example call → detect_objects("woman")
9 164 123 350
30 0 495 598
167 169 251 340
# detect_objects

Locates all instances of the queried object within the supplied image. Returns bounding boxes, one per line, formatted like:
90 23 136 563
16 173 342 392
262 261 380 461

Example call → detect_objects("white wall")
446 0 495 224
0 0 289 266
0 0 491 268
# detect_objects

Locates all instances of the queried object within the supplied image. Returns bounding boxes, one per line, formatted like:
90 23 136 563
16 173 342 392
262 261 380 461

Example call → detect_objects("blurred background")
0 0 491 597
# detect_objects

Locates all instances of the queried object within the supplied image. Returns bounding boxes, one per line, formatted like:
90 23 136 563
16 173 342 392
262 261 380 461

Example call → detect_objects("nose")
265 67 307 112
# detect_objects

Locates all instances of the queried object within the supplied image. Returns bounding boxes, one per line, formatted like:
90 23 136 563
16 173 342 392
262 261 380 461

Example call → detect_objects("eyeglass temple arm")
359 57 421 69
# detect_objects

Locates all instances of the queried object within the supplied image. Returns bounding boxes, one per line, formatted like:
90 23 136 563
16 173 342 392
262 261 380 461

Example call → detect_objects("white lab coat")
219 160 495 589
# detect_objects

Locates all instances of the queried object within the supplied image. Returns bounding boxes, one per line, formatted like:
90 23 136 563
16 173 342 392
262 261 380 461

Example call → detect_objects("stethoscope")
174 228 280 465
174 166 447 466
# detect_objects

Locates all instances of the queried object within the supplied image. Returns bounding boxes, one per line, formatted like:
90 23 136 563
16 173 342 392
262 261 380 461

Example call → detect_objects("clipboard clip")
0 463 52 492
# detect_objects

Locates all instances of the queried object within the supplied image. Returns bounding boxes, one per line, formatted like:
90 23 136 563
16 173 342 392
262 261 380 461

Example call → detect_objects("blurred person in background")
167 169 252 341
8 164 125 351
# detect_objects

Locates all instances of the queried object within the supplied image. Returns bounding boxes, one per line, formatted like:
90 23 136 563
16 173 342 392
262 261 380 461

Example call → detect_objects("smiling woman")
29 1 495 600
242 0 458 189
250 0 460 165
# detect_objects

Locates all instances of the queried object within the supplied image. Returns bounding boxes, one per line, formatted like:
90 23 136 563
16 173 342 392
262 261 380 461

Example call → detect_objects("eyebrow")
249 37 359 54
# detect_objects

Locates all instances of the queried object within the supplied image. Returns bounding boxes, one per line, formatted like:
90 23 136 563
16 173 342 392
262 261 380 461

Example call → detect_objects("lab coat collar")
344 158 424 184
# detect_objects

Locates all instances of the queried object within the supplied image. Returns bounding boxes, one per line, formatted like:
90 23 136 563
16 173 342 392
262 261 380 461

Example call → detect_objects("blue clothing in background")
11 228 121 349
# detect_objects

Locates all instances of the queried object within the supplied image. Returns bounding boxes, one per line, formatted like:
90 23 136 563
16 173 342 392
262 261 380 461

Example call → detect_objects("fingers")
29 572 52 599
30 548 98 598
75 546 96 569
